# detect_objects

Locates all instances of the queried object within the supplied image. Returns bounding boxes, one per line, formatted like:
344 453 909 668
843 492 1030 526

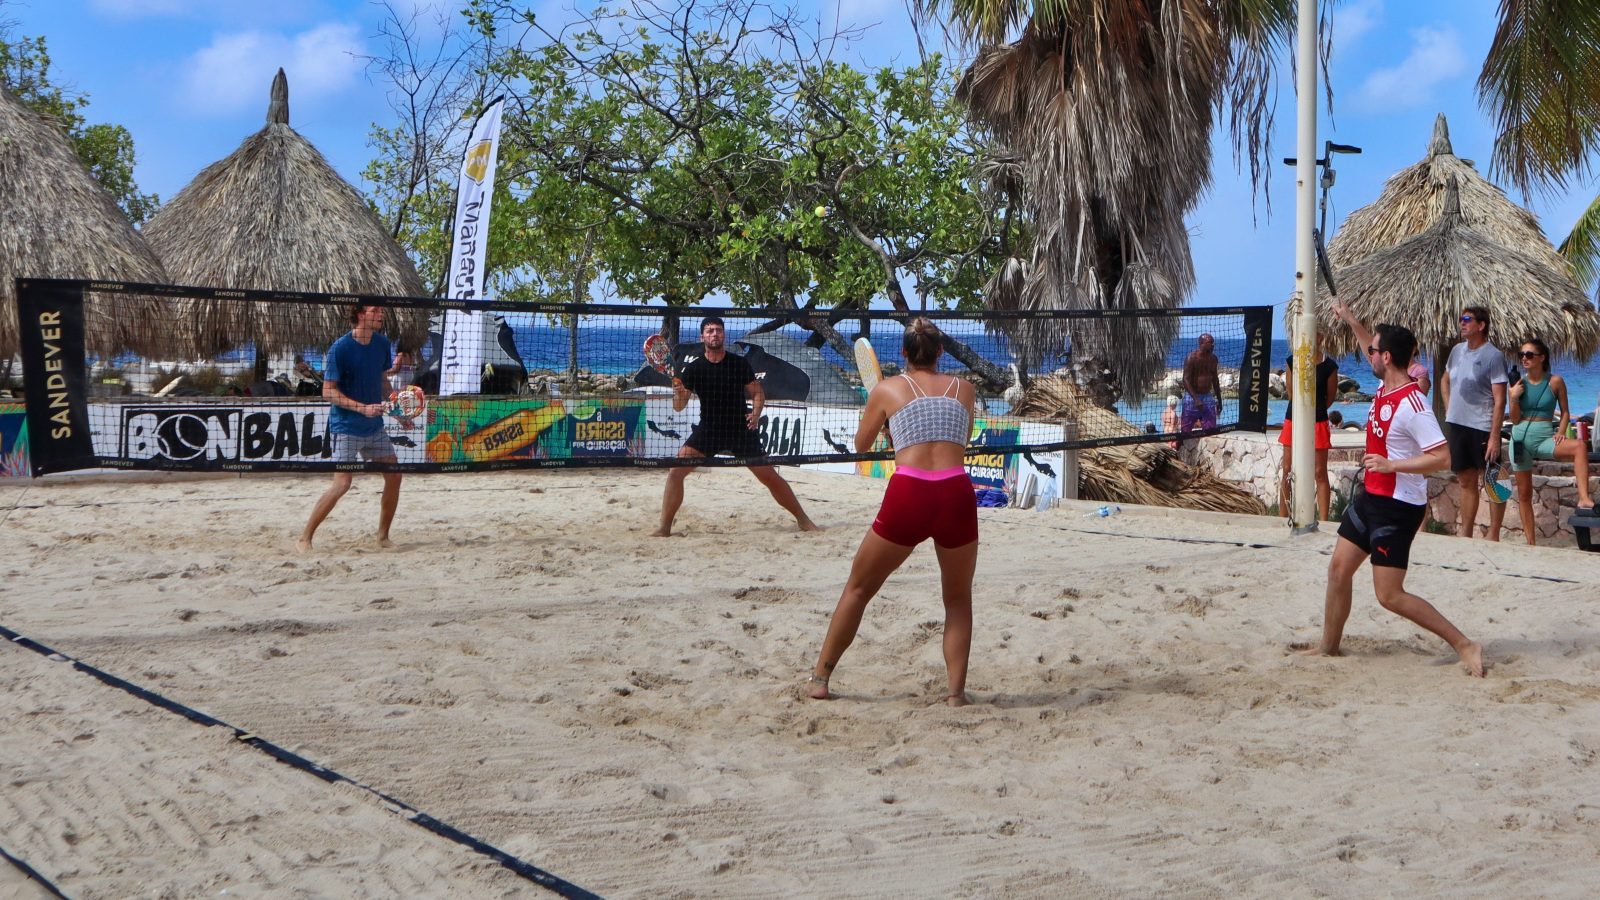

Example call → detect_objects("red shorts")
871 466 979 548
1278 419 1332 450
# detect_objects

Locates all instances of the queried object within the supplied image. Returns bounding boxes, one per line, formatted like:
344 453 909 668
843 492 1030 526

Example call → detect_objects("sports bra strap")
899 372 960 399
898 372 928 398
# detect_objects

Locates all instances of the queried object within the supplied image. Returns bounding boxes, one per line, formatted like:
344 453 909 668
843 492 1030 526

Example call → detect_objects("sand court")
3 469 1600 897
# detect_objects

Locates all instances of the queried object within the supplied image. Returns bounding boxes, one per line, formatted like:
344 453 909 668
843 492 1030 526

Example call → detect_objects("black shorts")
1445 423 1491 473
684 423 765 458
1337 492 1426 569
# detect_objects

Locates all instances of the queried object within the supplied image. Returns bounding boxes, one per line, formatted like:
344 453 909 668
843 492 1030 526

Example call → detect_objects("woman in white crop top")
807 318 979 707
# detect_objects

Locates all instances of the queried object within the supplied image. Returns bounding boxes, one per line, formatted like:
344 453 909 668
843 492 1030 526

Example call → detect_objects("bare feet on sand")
1457 641 1486 677
798 519 824 533
295 537 313 553
805 676 830 700
1291 641 1342 657
650 527 674 538
944 693 970 708
377 535 393 549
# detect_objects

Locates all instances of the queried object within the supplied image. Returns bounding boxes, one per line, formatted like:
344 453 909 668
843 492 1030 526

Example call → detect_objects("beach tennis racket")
1482 439 1514 504
643 334 681 386
854 336 882 393
1313 227 1337 292
386 384 426 421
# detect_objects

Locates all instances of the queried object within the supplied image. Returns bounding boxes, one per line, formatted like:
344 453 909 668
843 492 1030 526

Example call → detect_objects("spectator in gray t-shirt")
1445 342 1508 430
1439 306 1508 540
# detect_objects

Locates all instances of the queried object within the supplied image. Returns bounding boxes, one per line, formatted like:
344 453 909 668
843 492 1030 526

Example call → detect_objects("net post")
1290 0 1322 534
1061 420 1079 500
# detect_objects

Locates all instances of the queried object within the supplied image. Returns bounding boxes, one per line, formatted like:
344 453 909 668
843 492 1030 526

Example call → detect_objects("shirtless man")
1297 322 1484 677
652 316 820 536
1181 333 1222 432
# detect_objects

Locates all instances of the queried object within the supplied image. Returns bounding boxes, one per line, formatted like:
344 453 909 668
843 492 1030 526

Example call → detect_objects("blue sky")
7 0 1598 311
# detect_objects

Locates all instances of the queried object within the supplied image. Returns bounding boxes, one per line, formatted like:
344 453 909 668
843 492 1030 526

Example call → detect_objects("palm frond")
1479 0 1600 195
939 1 1294 399
1557 190 1600 293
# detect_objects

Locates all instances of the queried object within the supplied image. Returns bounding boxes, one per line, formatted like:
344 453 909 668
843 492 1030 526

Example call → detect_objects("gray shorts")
332 431 397 463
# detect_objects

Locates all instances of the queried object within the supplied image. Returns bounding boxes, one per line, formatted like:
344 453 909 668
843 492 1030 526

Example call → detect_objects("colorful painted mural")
1 402 28 477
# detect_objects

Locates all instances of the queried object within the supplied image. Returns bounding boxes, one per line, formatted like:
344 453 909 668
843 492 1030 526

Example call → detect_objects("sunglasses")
1366 345 1382 355
1460 315 1477 323
1517 350 1542 358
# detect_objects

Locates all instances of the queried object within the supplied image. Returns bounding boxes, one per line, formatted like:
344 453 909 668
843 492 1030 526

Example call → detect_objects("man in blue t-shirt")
298 302 404 551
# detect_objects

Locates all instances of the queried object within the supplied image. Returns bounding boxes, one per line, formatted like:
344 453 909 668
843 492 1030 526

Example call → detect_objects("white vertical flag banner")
440 97 505 396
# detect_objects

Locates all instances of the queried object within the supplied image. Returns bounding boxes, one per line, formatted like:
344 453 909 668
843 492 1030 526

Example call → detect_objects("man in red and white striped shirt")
1299 323 1485 677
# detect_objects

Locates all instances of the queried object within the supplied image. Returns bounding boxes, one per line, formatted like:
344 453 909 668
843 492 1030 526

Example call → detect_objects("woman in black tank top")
1278 345 1341 521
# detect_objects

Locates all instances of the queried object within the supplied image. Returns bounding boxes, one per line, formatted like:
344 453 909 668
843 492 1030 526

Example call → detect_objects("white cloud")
1333 0 1383 47
1354 25 1466 111
179 23 365 116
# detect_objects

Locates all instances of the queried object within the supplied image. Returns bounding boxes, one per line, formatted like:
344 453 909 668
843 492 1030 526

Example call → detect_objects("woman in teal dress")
1508 339 1596 545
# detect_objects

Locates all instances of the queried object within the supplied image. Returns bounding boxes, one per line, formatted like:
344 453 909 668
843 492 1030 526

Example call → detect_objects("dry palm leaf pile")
1014 375 1266 515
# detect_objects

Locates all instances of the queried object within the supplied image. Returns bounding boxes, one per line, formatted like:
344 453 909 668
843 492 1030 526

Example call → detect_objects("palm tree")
1478 0 1600 293
920 0 1298 401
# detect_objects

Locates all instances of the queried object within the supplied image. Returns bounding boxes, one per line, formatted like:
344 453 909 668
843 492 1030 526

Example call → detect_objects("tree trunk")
743 305 854 361
843 218 1011 393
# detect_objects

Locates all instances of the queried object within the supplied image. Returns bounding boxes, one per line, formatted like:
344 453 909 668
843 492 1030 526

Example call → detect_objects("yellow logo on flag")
464 140 493 183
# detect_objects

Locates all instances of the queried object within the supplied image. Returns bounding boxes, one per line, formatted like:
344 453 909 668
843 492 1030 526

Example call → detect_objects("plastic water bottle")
1084 504 1121 518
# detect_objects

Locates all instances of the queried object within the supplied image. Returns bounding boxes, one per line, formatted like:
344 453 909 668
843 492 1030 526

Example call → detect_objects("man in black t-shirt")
652 316 821 537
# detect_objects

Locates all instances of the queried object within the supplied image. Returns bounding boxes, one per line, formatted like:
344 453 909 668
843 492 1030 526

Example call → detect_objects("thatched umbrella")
0 82 171 363
143 70 427 367
1332 175 1599 365
1013 375 1267 515
1316 114 1599 372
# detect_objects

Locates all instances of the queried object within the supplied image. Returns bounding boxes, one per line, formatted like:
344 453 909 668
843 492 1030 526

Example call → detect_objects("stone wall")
1189 430 1596 548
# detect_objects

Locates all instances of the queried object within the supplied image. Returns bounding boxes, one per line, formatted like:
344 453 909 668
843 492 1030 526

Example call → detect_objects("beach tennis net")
13 279 1272 478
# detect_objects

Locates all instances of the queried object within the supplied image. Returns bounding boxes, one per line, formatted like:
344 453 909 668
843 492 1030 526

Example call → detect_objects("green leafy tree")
364 0 1019 385
0 28 160 224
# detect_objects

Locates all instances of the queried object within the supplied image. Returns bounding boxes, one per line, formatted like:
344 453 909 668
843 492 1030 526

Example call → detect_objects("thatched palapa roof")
144 70 427 357
1334 175 1600 360
0 82 171 360
1316 114 1600 363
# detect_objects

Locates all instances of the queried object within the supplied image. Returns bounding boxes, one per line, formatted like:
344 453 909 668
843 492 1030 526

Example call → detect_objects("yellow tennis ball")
815 205 829 217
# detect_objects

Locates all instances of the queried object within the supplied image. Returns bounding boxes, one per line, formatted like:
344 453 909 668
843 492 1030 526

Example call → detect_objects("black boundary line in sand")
0 479 628 512
1045 521 1586 585
0 625 602 900
0 844 70 899
720 480 1593 586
